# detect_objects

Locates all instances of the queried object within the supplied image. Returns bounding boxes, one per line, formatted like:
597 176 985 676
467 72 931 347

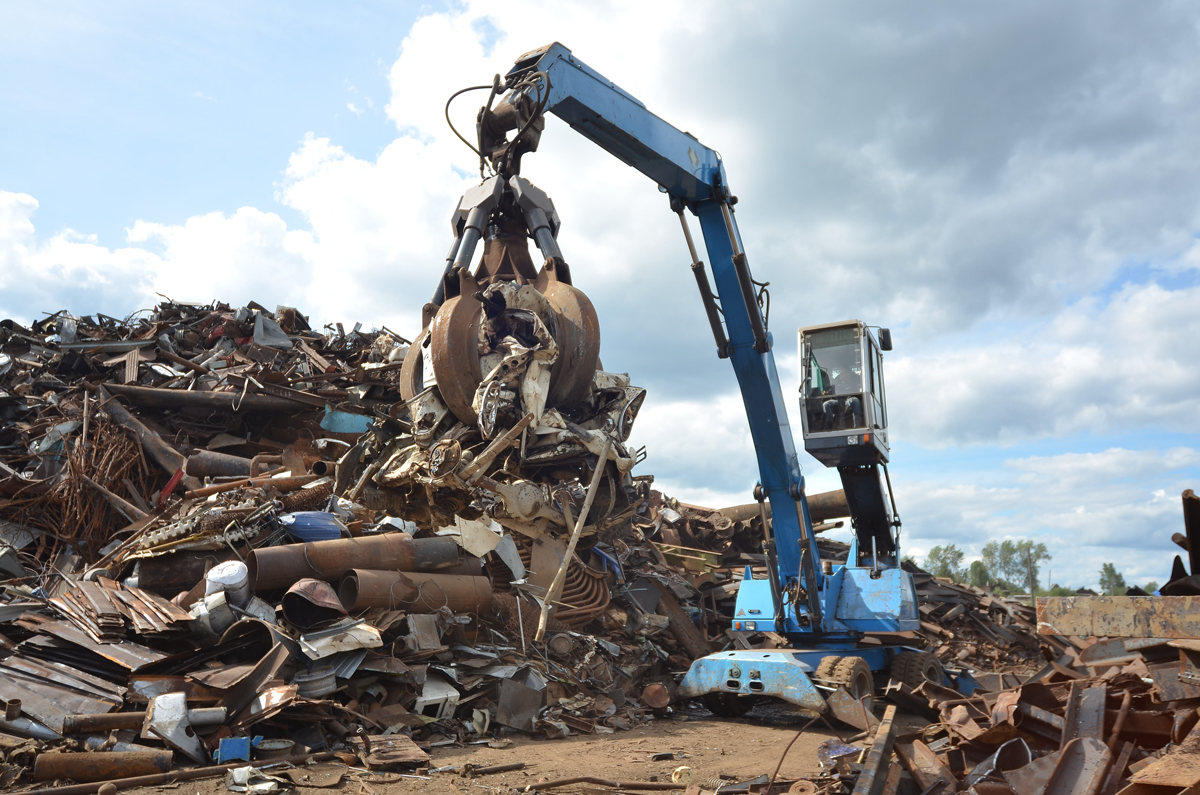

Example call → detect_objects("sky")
3 1 1200 590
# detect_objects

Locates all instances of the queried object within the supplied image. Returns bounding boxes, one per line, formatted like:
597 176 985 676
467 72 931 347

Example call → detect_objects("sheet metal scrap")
806 494 1200 795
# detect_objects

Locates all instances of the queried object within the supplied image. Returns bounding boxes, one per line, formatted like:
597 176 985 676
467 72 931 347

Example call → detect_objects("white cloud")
0 191 158 321
888 281 1200 446
897 446 1199 589
127 207 315 310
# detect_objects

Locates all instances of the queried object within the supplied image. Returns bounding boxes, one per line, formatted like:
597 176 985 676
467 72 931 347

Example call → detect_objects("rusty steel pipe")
338 569 492 613
185 474 316 499
412 535 467 571
250 454 285 477
34 750 172 783
63 708 226 735
430 553 484 576
718 488 849 524
186 450 252 478
247 533 416 590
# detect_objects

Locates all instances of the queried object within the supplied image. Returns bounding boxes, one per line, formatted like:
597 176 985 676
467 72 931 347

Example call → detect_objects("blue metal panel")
953 669 981 696
834 568 920 632
733 577 778 632
821 565 847 626
677 651 828 713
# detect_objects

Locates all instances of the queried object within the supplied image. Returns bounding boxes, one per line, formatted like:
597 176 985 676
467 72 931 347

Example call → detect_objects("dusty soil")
124 704 884 795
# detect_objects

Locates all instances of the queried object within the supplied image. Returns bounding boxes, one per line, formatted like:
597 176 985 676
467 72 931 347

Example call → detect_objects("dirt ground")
124 703 915 795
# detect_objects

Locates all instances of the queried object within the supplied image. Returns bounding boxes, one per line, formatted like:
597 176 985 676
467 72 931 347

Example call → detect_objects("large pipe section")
248 534 415 590
63 708 226 735
34 751 172 783
185 450 252 478
718 488 849 525
338 569 492 614
247 534 465 590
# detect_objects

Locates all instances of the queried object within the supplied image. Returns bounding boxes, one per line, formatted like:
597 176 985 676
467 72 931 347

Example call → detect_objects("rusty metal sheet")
349 734 430 769
1038 596 1200 639
0 676 69 734
0 664 120 717
1003 751 1059 795
496 678 543 732
127 675 223 704
1042 736 1110 795
1130 747 1200 787
217 642 290 716
28 617 166 669
2 655 125 700
1148 660 1200 702
1078 638 1142 666
828 687 879 733
188 662 257 690
894 740 955 793
1075 685 1107 741
232 683 297 728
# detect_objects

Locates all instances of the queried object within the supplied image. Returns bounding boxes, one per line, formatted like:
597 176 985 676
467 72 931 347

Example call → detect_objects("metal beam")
519 43 726 202
1037 596 1200 639
852 705 898 795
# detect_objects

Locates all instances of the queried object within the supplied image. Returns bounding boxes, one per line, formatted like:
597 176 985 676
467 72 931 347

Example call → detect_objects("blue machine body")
496 43 932 709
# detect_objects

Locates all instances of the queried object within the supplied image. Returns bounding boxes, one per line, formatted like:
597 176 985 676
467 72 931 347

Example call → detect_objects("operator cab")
799 320 891 468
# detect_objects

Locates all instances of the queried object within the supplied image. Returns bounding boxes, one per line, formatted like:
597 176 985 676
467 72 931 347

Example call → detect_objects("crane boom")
503 42 824 629
434 42 945 715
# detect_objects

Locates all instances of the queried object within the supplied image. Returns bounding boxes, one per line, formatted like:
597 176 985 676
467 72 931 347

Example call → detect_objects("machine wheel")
814 656 842 682
829 657 875 712
702 693 754 718
890 651 944 689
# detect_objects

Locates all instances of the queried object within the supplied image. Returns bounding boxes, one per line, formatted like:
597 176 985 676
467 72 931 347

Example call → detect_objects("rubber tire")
814 656 842 682
830 656 875 712
702 693 755 718
890 651 944 689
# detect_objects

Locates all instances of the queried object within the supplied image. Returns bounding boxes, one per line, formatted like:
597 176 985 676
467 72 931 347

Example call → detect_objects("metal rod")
851 705 897 795
21 752 337 795
521 777 684 792
1107 690 1132 752
432 233 465 305
535 438 611 642
451 206 488 270
717 202 768 352
718 201 743 258
80 393 89 452
677 210 729 359
465 762 527 776
516 588 526 656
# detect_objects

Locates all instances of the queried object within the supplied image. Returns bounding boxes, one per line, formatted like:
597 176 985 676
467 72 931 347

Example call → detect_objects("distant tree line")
915 542 1157 597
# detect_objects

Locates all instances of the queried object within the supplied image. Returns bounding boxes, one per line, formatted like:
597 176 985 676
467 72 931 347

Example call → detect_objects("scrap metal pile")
0 297 837 790
908 572 1051 676
788 661 1200 795
784 491 1200 795
2 298 1170 793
